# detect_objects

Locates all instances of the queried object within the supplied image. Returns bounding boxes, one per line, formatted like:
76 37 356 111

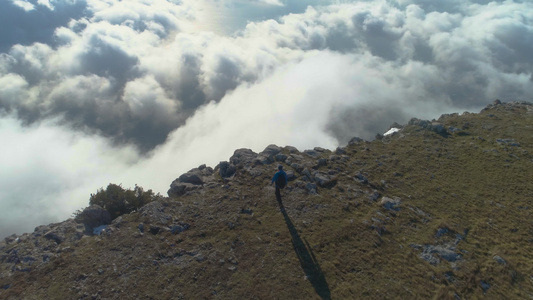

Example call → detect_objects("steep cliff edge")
1 101 532 299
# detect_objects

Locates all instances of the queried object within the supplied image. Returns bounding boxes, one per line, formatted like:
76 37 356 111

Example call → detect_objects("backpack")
276 172 287 189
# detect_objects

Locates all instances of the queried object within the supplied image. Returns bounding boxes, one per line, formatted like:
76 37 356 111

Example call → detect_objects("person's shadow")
276 193 331 300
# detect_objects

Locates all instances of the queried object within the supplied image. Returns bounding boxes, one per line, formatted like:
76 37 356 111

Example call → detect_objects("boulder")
75 205 111 229
314 172 337 188
218 161 236 178
229 149 257 166
381 197 401 211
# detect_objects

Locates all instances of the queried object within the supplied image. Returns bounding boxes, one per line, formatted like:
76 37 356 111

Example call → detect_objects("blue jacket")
272 170 288 187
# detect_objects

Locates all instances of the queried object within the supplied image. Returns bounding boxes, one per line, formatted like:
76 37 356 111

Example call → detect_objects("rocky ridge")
1 101 532 299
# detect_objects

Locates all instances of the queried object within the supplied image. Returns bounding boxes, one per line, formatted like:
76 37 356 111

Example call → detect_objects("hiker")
271 165 288 200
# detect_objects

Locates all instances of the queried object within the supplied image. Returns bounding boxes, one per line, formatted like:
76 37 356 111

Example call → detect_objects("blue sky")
0 0 532 238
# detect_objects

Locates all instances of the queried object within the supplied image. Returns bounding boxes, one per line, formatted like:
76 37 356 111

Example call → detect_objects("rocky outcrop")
168 164 216 197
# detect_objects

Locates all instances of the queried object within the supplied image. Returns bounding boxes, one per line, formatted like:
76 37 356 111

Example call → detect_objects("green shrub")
89 184 161 219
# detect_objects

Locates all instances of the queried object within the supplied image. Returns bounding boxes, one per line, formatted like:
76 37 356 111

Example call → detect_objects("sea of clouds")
1 0 532 238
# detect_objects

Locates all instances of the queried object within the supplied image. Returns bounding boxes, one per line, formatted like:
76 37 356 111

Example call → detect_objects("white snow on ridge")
384 128 401 136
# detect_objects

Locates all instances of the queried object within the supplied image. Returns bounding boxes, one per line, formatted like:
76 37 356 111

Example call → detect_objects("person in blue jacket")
271 165 288 200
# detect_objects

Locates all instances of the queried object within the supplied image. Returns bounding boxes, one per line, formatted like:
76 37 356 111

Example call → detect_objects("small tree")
89 184 160 219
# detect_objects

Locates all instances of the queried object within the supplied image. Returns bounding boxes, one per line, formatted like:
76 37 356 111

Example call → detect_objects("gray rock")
229 148 257 166
285 146 299 153
170 223 190 234
335 147 346 154
75 205 111 229
218 161 236 178
348 137 364 145
178 173 203 185
286 170 296 182
368 191 380 202
493 255 506 265
149 226 160 235
355 173 368 184
168 182 201 197
303 150 319 157
260 144 282 157
275 153 287 162
305 183 318 194
138 223 144 233
480 280 490 294
314 172 337 188
381 197 401 211
316 158 327 168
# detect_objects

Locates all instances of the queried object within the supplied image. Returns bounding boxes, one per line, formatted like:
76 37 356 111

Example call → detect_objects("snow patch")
384 128 401 136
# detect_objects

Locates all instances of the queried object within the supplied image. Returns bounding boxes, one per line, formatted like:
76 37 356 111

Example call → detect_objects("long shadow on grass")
276 194 331 300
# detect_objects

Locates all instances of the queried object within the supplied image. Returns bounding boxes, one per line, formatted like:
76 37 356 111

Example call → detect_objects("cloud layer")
1 0 532 238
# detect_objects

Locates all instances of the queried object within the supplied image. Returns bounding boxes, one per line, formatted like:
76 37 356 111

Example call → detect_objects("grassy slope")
1 102 532 299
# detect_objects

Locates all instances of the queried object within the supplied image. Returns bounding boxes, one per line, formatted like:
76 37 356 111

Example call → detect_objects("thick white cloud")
1 0 532 238
0 115 139 238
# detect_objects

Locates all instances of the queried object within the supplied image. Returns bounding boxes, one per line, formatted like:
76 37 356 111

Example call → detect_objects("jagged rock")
43 219 85 244
290 163 304 173
303 149 319 157
411 244 462 264
381 197 401 211
218 161 237 178
178 173 203 185
285 146 299 153
75 205 111 229
480 280 491 294
305 183 318 194
149 226 160 235
168 182 201 197
335 147 346 154
229 148 257 166
348 137 364 145
275 153 287 162
286 170 296 181
260 144 282 157
254 155 274 165
314 147 328 153
355 173 369 184
315 158 327 168
314 172 337 188
171 224 190 234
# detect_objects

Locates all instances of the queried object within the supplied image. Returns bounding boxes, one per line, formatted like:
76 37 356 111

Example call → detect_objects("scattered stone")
355 173 368 184
305 183 318 195
171 224 190 234
496 139 520 147
368 191 380 202
149 226 160 235
275 153 287 162
411 244 462 264
195 254 205 262
218 161 236 178
138 223 144 233
314 172 337 188
303 150 319 157
335 147 346 154
381 197 401 211
493 255 507 265
480 280 491 294
240 209 253 215
348 137 364 145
